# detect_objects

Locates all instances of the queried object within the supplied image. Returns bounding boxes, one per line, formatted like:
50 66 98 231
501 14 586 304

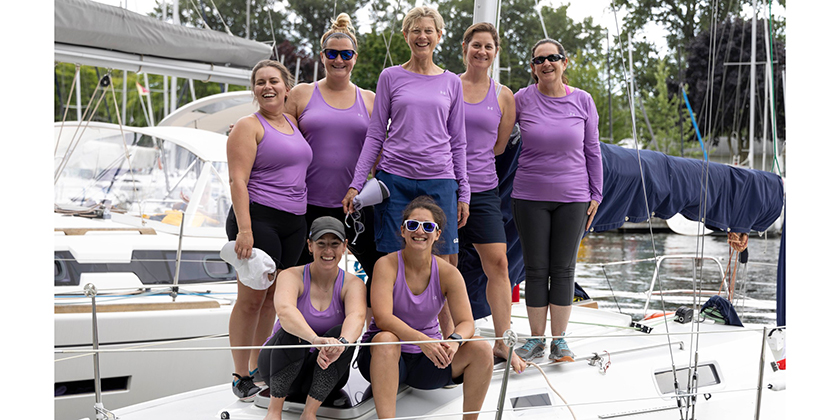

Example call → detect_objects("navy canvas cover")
459 137 785 320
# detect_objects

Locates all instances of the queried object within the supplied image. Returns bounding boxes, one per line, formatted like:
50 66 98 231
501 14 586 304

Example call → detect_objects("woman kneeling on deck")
257 216 366 420
358 196 493 420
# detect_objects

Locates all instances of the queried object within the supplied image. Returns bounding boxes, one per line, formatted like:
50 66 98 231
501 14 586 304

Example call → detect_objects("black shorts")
458 187 506 246
225 202 307 270
357 332 464 390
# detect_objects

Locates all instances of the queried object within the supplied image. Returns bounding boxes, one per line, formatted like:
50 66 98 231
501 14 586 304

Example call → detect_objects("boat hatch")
55 375 130 397
55 250 236 287
653 362 722 395
510 392 552 409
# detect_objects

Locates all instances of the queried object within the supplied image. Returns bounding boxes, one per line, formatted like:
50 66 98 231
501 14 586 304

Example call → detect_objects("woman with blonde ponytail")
286 13 384 317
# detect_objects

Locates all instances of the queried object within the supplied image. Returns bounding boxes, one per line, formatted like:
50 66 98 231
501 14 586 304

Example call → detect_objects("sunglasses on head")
532 53 565 65
322 49 356 60
403 219 439 233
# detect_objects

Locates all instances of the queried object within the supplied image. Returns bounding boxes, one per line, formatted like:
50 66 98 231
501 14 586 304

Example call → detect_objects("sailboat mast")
748 0 757 169
472 0 501 81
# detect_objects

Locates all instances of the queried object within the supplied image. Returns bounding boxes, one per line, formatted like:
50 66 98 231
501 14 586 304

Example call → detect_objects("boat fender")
768 379 786 391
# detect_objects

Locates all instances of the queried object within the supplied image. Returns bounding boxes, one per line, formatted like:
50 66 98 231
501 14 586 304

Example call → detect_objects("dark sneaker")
250 367 264 386
232 373 260 400
514 338 545 362
549 338 575 362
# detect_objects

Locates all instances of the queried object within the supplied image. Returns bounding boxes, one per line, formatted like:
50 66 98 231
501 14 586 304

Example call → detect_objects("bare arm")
273 267 318 342
227 116 260 259
493 85 517 156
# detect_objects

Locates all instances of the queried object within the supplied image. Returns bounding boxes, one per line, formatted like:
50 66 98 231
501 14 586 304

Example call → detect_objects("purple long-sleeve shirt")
350 66 470 203
513 84 603 203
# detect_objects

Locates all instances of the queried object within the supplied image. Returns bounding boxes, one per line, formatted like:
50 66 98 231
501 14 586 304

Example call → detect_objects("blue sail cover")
459 140 785 319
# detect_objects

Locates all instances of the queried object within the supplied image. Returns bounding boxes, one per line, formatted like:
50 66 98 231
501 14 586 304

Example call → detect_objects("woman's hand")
342 188 360 214
313 336 345 370
457 202 470 229
585 200 600 232
235 230 254 260
418 339 452 369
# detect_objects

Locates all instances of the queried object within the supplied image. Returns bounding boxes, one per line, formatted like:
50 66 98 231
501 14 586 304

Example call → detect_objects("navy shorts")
373 171 460 255
357 333 464 390
458 187 506 246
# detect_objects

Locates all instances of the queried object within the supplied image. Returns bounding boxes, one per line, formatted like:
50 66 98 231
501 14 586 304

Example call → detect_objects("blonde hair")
320 13 358 49
401 6 445 35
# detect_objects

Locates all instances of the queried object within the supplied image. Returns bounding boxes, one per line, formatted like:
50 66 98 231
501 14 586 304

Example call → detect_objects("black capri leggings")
257 324 354 402
225 202 307 271
512 199 588 307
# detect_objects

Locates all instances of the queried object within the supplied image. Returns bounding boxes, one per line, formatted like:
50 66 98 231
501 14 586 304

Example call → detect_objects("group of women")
224 5 603 420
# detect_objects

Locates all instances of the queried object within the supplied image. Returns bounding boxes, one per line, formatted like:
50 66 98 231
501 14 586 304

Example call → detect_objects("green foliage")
353 28 412 91
639 60 692 154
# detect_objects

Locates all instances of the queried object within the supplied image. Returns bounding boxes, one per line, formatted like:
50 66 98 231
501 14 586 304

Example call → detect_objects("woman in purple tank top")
258 216 366 420
357 197 492 420
225 60 312 400
285 13 384 324
458 22 526 374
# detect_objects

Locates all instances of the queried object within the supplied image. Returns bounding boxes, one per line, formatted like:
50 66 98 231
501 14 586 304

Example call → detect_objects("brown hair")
320 13 358 50
530 38 569 85
250 59 294 91
402 6 445 35
461 22 500 67
400 196 447 252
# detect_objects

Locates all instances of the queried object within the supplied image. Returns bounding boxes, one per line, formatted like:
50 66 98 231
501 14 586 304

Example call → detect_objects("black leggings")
225 202 307 270
512 199 588 307
257 324 353 402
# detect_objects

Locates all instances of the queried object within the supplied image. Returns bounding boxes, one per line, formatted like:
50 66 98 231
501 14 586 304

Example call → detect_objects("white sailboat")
53 1 273 419
54 1 786 419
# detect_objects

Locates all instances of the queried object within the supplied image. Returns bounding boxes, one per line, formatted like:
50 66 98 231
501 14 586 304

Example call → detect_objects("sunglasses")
532 53 565 65
322 49 356 60
403 219 439 233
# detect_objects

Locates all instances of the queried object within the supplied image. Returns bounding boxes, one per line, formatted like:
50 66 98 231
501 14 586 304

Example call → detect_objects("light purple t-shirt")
248 112 312 215
464 78 502 193
299 84 369 208
350 66 470 203
267 265 346 348
363 251 445 354
513 85 603 203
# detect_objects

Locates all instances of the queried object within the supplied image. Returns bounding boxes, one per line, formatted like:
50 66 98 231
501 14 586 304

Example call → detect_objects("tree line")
54 0 785 160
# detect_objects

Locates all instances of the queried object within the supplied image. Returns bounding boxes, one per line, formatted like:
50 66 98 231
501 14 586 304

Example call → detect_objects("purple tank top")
464 78 502 192
267 265 346 346
247 112 312 215
299 84 370 208
364 251 445 353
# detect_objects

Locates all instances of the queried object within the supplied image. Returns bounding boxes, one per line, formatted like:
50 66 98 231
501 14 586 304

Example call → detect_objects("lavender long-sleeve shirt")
350 66 470 203
513 84 603 203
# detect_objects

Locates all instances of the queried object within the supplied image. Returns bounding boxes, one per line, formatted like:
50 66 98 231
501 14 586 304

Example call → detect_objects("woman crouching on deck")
357 196 493 420
257 216 366 420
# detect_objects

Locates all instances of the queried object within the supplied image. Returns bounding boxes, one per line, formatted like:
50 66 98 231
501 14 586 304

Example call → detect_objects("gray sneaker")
514 338 545 361
549 338 575 362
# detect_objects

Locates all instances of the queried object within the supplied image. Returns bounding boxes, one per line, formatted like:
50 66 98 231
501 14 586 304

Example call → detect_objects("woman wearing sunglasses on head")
226 60 312 400
258 216 366 420
511 39 603 364
357 196 492 420
457 22 526 374
285 13 385 321
342 6 469 275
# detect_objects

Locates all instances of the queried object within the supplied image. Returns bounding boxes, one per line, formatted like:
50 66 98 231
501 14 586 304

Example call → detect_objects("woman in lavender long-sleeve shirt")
512 39 603 364
341 6 469 275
